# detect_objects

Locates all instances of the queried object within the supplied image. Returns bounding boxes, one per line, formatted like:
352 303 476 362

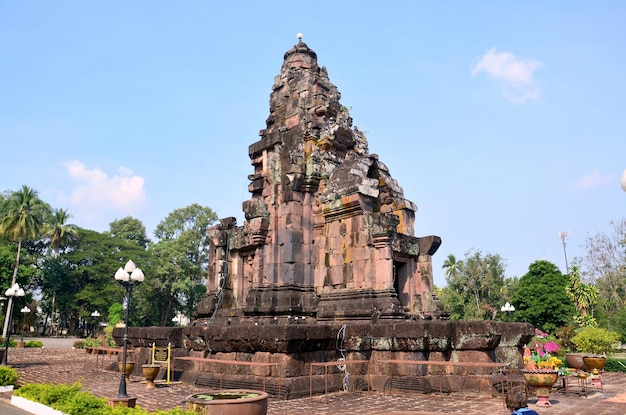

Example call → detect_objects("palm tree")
0 185 45 337
42 208 78 333
44 208 78 258
442 254 460 280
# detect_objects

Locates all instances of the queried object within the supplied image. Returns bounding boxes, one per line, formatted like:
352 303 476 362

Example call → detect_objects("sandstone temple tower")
121 37 532 399
196 36 446 323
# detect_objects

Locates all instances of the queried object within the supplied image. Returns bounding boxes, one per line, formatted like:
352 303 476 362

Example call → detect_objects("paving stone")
6 348 626 414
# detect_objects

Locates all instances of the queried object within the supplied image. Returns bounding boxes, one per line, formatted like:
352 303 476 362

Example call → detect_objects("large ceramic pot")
583 356 606 372
118 362 135 382
565 353 588 371
186 390 268 415
522 369 559 407
142 364 160 389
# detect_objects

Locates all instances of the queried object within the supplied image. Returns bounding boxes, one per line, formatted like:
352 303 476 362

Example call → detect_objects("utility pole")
558 231 570 274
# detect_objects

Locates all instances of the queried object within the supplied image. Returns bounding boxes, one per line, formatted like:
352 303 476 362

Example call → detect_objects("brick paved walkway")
2 348 626 414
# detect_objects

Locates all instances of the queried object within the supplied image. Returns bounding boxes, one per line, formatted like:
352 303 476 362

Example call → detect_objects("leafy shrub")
103 325 118 347
73 340 85 349
0 366 19 386
556 324 577 352
17 382 82 406
24 340 44 348
83 337 101 348
108 303 123 326
15 382 194 414
605 358 626 372
571 327 620 355
0 338 18 347
54 390 108 415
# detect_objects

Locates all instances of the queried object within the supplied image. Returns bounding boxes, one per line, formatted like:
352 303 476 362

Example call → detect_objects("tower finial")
297 33 303 42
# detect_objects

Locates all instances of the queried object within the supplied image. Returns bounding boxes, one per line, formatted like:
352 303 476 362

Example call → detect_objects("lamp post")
2 283 25 365
558 231 570 274
91 310 101 338
114 260 144 399
20 306 30 345
501 301 515 322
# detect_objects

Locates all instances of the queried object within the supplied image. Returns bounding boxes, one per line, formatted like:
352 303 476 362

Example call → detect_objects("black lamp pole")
20 307 30 344
501 301 515 322
91 310 100 338
114 260 144 399
2 284 25 366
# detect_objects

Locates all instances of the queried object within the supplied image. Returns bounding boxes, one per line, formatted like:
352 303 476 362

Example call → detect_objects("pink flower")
544 341 560 353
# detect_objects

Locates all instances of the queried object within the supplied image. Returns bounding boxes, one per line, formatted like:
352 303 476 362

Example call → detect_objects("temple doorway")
393 261 410 308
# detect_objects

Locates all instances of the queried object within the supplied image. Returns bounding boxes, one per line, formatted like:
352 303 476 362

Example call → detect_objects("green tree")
41 208 79 329
106 216 150 248
436 285 466 321
565 265 599 327
0 244 37 329
511 260 575 333
108 303 123 326
37 256 74 335
442 254 460 280
43 208 78 258
136 204 216 326
40 228 150 334
577 219 626 338
439 249 507 320
0 185 46 337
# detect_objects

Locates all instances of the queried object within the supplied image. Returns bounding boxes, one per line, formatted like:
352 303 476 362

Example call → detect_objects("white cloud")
63 160 147 224
471 47 542 103
570 169 612 191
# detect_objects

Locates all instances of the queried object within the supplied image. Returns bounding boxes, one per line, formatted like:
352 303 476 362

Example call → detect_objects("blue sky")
1 2 625 287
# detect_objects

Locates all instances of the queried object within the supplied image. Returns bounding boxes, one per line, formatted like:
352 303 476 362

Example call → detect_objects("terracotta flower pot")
186 390 268 415
522 369 558 407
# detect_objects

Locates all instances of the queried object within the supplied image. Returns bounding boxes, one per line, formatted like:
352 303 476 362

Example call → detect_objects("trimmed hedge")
0 338 18 348
605 358 626 372
0 366 19 386
15 382 194 415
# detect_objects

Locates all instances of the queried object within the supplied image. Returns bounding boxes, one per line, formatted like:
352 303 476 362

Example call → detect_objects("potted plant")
83 337 96 353
0 366 19 392
521 329 563 407
523 329 563 370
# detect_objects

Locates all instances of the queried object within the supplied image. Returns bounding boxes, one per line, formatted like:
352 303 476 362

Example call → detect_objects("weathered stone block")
279 262 304 283
281 242 303 263
277 229 304 245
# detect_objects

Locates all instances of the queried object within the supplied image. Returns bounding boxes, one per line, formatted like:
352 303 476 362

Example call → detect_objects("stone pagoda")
196 36 446 324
